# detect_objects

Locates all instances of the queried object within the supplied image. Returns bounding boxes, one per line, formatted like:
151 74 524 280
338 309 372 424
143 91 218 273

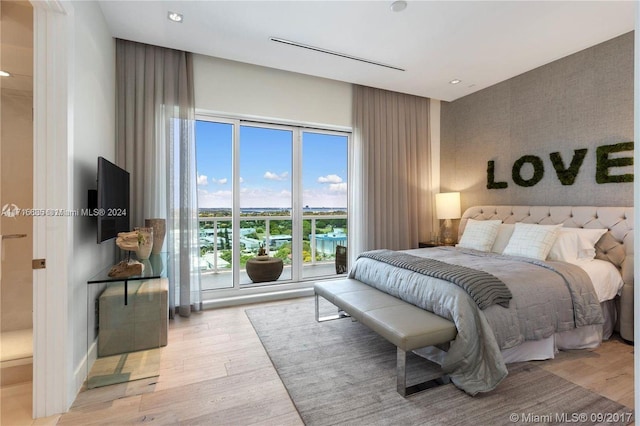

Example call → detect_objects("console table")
86 253 169 387
88 253 167 305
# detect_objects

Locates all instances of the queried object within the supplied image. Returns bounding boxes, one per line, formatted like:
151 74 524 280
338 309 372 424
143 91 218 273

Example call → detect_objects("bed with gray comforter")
348 246 604 395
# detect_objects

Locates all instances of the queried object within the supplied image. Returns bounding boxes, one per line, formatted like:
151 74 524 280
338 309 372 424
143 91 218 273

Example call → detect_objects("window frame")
195 112 351 303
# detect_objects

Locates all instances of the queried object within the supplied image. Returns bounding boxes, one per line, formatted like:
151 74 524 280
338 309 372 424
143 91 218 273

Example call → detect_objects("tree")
223 228 230 249
220 249 232 263
274 243 292 264
302 221 311 240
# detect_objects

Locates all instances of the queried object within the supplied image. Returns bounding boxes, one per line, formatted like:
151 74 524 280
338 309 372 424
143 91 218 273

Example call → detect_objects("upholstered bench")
314 278 457 396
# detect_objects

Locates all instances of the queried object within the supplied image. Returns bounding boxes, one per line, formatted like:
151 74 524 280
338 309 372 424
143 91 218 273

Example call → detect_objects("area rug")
246 299 633 426
87 348 161 389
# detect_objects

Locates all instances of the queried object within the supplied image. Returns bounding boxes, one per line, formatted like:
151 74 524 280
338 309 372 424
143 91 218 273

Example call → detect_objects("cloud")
302 188 347 208
317 174 343 184
329 183 347 193
201 177 229 185
236 188 292 208
197 174 208 186
264 171 289 181
197 188 232 208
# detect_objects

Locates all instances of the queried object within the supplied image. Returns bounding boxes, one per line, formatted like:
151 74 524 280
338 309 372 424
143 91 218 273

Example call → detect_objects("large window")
195 117 349 295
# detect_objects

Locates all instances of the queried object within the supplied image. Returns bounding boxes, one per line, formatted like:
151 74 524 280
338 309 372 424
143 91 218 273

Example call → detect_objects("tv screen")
96 157 130 243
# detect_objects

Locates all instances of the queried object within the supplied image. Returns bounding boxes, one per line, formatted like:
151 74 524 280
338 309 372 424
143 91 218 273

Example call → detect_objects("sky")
195 121 348 209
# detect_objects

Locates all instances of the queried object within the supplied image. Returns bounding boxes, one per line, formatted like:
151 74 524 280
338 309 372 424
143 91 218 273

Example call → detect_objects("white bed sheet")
568 258 624 302
500 299 616 363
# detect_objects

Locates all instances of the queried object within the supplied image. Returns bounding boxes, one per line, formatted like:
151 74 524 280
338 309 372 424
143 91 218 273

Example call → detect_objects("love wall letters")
487 142 634 189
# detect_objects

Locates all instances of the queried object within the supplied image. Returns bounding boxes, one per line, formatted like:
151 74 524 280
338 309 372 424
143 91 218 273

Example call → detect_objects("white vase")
135 227 154 260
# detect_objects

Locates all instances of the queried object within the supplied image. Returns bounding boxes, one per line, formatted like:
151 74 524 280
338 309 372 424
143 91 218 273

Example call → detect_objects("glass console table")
87 253 167 305
86 253 169 388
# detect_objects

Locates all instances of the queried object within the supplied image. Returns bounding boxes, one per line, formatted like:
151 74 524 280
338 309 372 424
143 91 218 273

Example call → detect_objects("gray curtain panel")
115 39 201 317
350 85 434 261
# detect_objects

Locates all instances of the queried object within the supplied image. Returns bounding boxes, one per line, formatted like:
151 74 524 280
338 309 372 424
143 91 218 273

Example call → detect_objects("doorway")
0 1 34 424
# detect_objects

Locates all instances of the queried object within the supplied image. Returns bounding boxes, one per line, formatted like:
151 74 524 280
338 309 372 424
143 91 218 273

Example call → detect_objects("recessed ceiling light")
0 71 11 77
390 1 407 12
449 79 462 85
167 11 183 23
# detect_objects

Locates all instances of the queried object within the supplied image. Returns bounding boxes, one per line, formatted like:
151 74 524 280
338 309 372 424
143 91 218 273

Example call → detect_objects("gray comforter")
348 246 604 395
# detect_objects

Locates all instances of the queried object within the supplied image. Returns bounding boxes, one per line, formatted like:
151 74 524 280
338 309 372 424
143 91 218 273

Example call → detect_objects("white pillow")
547 227 608 262
490 224 515 253
503 223 561 260
457 219 502 252
547 229 581 262
574 228 608 260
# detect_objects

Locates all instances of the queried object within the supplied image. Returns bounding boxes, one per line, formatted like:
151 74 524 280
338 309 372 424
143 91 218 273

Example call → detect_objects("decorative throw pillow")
490 223 515 254
503 223 561 260
594 231 626 269
457 219 502 252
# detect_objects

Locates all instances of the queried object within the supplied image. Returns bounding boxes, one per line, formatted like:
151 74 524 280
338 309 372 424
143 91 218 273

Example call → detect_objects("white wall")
68 0 116 404
193 55 352 128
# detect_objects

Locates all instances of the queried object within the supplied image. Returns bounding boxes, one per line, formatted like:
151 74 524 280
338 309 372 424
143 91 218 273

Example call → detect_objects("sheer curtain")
116 39 201 317
350 85 434 264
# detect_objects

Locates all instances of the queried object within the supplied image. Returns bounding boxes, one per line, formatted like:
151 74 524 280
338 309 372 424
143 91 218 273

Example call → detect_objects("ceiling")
100 1 634 102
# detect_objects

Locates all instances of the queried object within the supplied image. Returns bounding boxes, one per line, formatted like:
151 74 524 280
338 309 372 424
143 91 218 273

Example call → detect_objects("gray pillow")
594 231 625 270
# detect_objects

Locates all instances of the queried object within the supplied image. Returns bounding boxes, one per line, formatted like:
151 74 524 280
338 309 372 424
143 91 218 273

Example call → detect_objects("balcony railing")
198 214 347 274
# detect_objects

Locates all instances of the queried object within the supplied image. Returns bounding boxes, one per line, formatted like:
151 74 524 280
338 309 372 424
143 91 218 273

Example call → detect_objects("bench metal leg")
315 293 351 322
397 347 450 397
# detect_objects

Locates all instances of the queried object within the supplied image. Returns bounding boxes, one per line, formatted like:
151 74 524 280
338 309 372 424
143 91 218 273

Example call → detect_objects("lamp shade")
435 192 461 220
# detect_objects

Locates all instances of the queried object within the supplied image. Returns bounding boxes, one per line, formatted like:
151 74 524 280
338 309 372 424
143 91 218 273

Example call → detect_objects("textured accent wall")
441 32 633 212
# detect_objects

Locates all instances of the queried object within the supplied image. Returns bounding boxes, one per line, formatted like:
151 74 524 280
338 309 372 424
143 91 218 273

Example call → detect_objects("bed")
347 205 633 395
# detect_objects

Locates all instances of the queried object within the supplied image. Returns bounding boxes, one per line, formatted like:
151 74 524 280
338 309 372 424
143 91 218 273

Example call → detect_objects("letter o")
512 155 544 187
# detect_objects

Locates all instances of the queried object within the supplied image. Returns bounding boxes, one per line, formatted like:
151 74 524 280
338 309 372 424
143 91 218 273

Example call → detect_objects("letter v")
549 149 587 185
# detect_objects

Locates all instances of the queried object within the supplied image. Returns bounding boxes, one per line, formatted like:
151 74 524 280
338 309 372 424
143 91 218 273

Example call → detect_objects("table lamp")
435 192 461 245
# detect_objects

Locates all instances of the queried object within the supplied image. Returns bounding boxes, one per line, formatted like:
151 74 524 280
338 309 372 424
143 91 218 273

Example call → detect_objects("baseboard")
203 287 314 309
73 338 97 395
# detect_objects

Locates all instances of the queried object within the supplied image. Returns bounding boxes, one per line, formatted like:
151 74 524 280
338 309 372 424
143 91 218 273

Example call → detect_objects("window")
301 131 348 278
195 117 349 297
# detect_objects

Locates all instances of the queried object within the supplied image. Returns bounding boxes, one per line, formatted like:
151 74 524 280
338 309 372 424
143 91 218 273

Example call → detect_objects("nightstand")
418 242 455 248
418 242 440 248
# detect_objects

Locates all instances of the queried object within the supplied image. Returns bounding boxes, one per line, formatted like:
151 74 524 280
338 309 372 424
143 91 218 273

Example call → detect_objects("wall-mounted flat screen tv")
95 157 130 243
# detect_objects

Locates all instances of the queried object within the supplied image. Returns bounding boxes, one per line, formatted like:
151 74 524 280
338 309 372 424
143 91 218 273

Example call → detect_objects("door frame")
32 0 73 417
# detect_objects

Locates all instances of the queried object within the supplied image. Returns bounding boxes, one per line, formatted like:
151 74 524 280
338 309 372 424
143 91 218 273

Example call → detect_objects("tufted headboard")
460 205 633 342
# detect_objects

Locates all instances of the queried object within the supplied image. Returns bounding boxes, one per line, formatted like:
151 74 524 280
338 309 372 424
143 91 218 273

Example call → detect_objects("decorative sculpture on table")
108 229 153 278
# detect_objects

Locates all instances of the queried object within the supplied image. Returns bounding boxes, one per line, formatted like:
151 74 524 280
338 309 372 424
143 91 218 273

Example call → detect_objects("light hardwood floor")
3 297 635 425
